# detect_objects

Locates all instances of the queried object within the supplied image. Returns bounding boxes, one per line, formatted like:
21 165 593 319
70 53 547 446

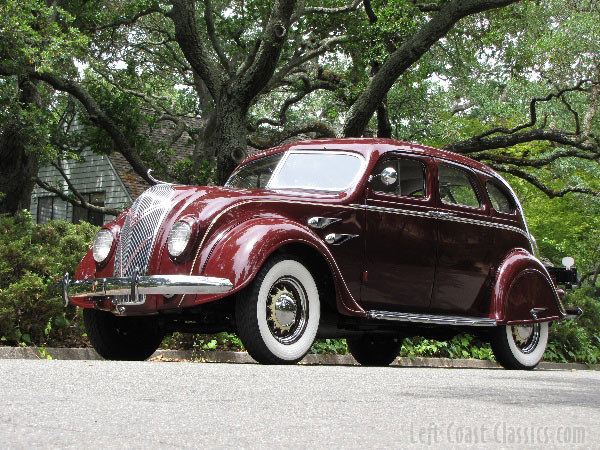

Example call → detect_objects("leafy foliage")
0 211 97 346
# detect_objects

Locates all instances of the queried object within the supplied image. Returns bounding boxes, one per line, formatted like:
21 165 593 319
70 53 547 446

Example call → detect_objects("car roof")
237 138 496 177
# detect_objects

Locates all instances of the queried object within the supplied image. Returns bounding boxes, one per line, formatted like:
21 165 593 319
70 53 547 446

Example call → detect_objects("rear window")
487 182 515 213
438 164 481 208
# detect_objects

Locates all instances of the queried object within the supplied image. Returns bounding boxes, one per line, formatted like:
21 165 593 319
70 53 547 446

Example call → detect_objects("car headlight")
92 229 114 264
168 221 193 258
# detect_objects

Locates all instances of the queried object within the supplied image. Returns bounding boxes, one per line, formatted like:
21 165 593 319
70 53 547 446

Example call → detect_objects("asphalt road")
0 360 597 449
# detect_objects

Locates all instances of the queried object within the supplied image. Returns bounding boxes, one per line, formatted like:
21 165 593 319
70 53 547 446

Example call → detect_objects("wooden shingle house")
29 119 197 225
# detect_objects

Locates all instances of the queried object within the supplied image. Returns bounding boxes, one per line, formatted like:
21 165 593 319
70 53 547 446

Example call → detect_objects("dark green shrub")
0 211 97 346
545 288 600 364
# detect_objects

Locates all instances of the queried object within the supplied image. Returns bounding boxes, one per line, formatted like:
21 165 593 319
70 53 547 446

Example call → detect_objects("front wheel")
490 322 549 370
236 256 320 364
83 309 164 361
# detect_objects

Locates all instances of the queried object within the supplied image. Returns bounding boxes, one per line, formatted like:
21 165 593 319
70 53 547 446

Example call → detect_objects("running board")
367 310 497 327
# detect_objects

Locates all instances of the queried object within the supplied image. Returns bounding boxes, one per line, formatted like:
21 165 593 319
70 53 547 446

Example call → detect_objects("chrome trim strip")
350 203 530 240
64 274 233 301
324 233 359 245
367 310 497 327
307 217 342 229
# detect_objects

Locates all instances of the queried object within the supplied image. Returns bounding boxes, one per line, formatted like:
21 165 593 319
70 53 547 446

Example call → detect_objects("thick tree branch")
170 0 227 100
488 164 600 198
446 128 598 154
203 0 232 75
472 147 600 168
0 65 156 185
343 0 520 137
234 0 297 108
34 177 122 216
30 72 155 185
583 83 599 137
446 81 600 155
255 77 338 128
266 36 347 92
412 2 441 12
94 6 164 31
470 79 597 141
249 121 336 149
363 0 378 22
291 0 363 22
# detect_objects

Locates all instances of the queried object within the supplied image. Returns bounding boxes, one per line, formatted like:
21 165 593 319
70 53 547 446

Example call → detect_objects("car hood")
159 184 351 226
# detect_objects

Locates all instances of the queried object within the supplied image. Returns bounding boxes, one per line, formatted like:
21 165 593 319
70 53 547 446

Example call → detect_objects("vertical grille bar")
114 184 176 278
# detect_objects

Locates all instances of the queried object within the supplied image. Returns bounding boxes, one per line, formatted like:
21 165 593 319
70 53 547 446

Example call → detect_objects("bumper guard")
61 272 233 307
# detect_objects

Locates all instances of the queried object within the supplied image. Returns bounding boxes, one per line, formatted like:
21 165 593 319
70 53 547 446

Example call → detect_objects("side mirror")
378 167 398 186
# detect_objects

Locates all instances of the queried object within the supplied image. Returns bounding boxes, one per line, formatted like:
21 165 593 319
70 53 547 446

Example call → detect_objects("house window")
73 192 106 226
37 197 55 224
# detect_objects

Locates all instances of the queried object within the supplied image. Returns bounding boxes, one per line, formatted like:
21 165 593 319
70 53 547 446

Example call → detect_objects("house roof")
108 118 201 201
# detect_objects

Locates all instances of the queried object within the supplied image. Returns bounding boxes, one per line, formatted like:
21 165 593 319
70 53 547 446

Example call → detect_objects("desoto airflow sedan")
63 138 581 369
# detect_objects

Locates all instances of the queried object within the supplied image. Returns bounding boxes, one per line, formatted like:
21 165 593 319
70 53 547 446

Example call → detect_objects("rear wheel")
83 309 164 361
236 256 320 364
491 322 549 370
347 335 402 366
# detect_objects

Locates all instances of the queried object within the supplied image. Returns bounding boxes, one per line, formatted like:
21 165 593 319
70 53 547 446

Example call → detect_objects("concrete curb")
0 346 595 370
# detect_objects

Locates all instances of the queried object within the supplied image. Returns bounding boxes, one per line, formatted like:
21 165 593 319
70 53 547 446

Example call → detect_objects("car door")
361 153 437 313
430 161 494 316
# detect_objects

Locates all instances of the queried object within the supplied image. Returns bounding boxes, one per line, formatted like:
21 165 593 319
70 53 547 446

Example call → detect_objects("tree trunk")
202 96 248 185
0 78 41 215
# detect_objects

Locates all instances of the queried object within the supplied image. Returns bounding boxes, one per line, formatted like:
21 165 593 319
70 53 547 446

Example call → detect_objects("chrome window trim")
437 161 484 211
485 180 517 215
266 150 367 192
351 203 531 240
432 155 533 245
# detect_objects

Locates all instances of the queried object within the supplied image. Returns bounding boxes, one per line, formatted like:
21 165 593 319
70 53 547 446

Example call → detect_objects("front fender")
491 249 566 325
201 217 366 316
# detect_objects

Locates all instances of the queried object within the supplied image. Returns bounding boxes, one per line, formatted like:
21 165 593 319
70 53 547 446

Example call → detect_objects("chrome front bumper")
61 272 233 307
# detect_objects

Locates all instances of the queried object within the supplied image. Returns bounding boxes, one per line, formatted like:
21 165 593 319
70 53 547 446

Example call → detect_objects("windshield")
225 151 364 191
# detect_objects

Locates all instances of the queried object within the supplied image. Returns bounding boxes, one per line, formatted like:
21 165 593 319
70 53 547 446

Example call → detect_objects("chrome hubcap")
266 276 308 344
511 323 541 354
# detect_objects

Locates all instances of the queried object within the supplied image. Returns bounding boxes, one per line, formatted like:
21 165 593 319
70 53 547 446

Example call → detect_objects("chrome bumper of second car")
61 272 233 307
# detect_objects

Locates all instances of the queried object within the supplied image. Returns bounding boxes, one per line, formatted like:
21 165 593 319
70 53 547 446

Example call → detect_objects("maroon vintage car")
62 138 580 369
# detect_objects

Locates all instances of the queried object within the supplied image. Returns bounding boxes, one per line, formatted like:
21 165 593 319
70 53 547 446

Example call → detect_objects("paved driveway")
0 360 596 449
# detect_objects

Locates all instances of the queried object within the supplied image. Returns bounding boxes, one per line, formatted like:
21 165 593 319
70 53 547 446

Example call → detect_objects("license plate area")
112 294 146 305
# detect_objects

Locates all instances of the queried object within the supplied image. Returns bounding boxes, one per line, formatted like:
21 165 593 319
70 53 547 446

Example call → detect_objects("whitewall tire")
491 321 549 370
236 255 320 364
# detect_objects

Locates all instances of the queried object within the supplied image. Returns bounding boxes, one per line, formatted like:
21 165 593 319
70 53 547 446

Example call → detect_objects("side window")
371 157 426 198
487 182 514 213
438 164 481 208
225 153 283 189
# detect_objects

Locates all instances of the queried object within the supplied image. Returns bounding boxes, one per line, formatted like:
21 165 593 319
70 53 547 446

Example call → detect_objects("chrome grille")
114 184 176 279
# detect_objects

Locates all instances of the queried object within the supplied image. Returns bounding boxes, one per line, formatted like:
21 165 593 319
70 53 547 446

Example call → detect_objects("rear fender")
201 217 365 316
491 249 566 325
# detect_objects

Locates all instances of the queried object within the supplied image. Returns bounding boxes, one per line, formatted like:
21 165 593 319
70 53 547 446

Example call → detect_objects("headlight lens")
168 221 193 257
92 229 114 263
